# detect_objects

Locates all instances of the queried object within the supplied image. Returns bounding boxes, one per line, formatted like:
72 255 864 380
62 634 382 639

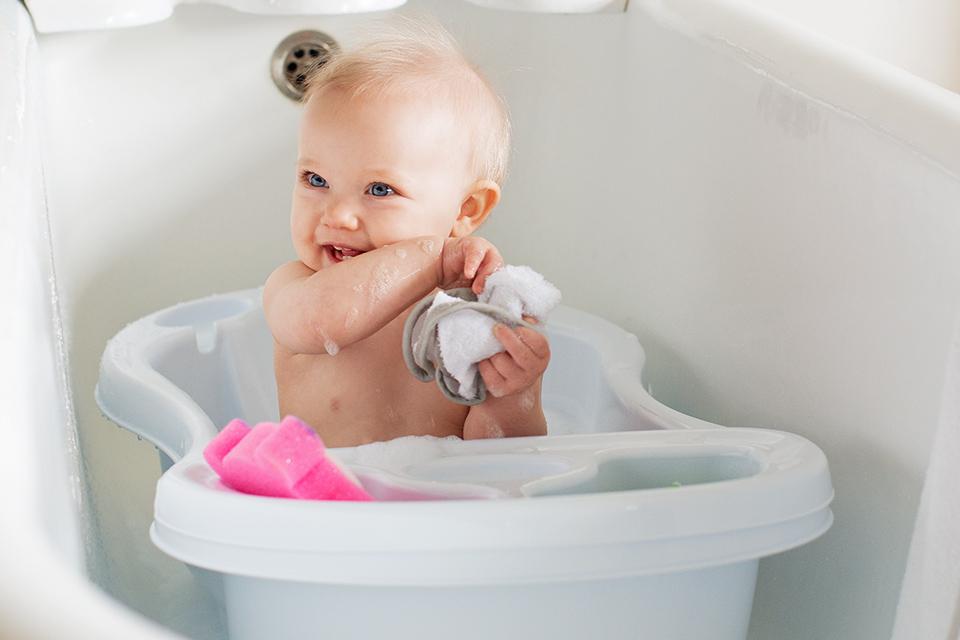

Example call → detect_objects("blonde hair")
304 18 511 186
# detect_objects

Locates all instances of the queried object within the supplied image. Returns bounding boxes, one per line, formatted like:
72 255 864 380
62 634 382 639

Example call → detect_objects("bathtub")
6 0 960 638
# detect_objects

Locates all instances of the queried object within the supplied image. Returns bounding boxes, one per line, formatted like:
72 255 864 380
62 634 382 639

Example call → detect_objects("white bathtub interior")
737 0 960 93
14 0 960 638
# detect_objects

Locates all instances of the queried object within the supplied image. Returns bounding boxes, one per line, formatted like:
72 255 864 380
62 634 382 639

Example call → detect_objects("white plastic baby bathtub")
97 288 833 640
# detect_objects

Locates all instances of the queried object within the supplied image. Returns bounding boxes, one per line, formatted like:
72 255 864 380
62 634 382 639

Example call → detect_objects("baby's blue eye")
367 182 395 197
306 173 328 188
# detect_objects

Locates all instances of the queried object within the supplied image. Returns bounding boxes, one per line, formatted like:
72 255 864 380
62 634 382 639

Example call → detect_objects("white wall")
36 1 960 639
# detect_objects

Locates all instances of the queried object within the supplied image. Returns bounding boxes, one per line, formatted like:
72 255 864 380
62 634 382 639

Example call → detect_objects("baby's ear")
451 180 501 237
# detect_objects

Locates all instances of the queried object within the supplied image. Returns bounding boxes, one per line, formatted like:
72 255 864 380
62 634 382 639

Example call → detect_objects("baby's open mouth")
325 244 367 263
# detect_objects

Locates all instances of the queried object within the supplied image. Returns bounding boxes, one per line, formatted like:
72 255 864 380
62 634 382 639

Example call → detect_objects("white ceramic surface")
25 0 409 33
464 0 625 13
736 0 960 93
25 0 626 33
0 2 174 638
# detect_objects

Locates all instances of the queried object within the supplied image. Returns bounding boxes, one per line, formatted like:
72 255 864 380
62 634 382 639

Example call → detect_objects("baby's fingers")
464 246 484 280
514 326 550 361
472 249 504 294
478 359 508 397
493 324 549 371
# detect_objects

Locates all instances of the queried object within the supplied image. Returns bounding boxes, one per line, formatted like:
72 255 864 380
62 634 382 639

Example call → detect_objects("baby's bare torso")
275 307 468 448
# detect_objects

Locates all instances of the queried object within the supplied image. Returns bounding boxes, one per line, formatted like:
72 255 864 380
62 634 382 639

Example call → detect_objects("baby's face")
292 88 475 270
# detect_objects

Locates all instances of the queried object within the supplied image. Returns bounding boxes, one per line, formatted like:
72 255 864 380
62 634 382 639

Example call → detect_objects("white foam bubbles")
345 434 463 473
344 307 359 328
369 263 399 303
520 389 536 411
315 324 340 356
324 339 340 356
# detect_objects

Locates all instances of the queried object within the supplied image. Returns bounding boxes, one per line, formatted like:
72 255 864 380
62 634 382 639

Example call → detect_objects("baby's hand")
438 237 503 294
478 317 550 398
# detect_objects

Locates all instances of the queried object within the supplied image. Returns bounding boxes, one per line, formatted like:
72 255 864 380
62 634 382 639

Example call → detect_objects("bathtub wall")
739 0 960 93
1 1 180 637
36 1 960 639
463 5 960 639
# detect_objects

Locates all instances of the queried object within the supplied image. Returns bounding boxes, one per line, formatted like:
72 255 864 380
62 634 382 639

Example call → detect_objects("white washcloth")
432 265 561 400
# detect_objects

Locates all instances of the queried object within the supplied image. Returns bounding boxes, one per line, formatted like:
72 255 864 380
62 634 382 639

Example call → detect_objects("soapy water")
340 434 464 473
520 389 536 412
366 263 424 305
344 307 359 329
369 263 399 303
399 267 423 282
484 422 506 439
337 434 578 499
417 238 436 255
313 323 339 356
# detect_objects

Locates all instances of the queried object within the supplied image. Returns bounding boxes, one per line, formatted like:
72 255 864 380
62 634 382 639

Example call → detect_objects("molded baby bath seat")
96 289 834 640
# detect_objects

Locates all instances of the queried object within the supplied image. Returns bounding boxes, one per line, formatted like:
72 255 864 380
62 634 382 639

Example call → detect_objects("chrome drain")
271 30 339 101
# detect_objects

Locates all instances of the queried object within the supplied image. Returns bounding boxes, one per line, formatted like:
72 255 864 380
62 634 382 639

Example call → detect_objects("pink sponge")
203 415 373 501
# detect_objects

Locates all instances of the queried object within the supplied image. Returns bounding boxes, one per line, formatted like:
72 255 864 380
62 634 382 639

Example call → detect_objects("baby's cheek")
290 208 317 238
362 216 398 243
369 223 438 249
392 202 459 238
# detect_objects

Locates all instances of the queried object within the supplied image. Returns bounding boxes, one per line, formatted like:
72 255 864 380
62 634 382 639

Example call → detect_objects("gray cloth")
402 288 536 406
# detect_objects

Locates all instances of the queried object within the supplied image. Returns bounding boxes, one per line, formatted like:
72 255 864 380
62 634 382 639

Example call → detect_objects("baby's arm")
265 236 502 355
463 319 550 439
265 237 440 354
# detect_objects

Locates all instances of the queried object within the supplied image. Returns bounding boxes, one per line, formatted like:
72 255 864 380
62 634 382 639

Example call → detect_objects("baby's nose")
320 201 360 230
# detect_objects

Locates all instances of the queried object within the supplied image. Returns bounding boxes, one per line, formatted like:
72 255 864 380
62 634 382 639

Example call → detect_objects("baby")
263 21 550 448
